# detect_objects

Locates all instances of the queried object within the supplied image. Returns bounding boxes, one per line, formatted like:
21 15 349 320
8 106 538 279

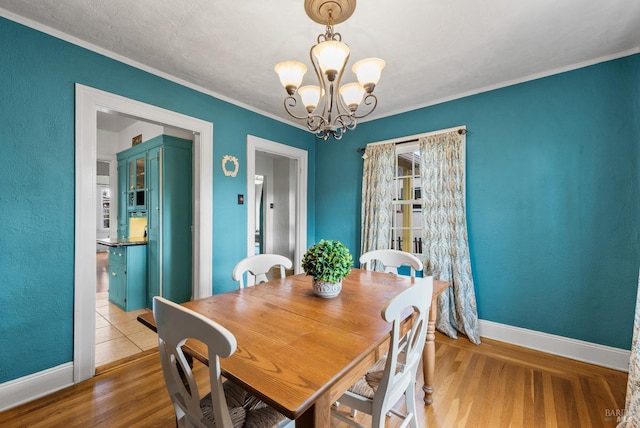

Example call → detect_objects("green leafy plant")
302 240 353 284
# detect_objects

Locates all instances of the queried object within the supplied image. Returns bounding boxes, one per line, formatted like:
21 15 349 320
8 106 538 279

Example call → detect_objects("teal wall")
0 17 314 383
1 13 638 387
316 54 640 350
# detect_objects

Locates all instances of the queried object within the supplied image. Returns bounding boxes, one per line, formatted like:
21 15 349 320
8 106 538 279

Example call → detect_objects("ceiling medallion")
275 0 385 140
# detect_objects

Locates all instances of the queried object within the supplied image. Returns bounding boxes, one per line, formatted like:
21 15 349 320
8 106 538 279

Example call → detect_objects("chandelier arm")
337 113 357 130
352 93 379 119
308 44 329 120
283 96 311 121
322 49 351 131
307 114 329 133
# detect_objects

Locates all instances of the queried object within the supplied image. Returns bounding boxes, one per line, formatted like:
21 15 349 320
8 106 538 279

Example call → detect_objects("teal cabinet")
108 245 147 311
117 135 192 308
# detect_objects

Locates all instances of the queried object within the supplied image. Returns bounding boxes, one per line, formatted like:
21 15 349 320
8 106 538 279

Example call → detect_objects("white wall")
117 122 163 152
97 129 118 156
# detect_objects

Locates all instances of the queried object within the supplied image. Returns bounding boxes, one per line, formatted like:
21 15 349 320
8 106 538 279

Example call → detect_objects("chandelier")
274 0 385 140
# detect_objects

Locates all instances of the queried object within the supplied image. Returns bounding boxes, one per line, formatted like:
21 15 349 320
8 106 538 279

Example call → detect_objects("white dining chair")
331 277 433 428
232 254 293 289
153 296 291 428
359 249 424 277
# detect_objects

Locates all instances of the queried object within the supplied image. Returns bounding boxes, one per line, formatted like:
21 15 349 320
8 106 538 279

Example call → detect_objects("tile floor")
95 292 158 367
95 252 158 368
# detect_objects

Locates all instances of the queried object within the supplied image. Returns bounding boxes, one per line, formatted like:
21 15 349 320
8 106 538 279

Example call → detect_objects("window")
391 142 423 255
99 186 111 230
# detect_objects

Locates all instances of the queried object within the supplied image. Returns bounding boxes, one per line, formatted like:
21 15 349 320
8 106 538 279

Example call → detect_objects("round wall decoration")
222 155 239 177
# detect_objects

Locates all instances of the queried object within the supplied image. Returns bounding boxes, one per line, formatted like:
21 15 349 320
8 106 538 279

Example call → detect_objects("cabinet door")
147 147 160 234
161 144 193 304
117 160 128 239
125 245 147 310
146 232 160 308
134 156 146 209
108 248 126 309
128 155 147 211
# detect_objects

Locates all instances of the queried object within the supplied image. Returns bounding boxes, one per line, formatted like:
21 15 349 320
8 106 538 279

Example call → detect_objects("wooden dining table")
138 268 449 427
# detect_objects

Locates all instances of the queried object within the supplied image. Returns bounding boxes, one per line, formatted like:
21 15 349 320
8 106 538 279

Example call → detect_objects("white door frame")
246 135 307 273
74 84 213 382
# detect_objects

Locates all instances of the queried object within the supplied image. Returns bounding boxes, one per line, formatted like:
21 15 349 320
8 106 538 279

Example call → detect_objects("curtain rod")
356 127 467 153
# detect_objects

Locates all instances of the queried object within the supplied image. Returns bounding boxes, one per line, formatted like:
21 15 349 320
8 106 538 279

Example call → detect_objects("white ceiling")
2 0 640 128
96 111 138 132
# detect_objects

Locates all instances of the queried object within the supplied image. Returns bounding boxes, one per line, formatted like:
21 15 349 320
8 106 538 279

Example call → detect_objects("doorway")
94 112 195 367
246 136 307 273
75 84 213 382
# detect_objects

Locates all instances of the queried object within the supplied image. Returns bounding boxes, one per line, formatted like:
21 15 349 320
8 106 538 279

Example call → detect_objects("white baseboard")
479 319 631 372
0 363 74 412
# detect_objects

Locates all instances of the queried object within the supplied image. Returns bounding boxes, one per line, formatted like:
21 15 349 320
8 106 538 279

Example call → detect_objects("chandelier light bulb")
274 61 307 95
298 85 322 112
312 40 350 81
339 82 365 111
352 58 385 93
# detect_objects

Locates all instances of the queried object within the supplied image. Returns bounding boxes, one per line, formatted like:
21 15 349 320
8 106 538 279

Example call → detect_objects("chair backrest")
153 296 237 428
232 254 293 289
375 277 433 421
359 249 424 277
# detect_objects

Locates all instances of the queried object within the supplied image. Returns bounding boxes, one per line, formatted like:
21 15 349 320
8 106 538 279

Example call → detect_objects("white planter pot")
312 278 342 298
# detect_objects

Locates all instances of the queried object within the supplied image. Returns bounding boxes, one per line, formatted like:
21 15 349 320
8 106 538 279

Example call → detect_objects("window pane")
393 144 423 255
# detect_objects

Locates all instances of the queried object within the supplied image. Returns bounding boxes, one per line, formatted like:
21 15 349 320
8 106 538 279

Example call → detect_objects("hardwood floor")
0 332 628 427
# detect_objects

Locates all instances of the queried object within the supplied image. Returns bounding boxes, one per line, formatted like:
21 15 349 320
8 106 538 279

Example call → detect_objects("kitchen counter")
97 237 147 247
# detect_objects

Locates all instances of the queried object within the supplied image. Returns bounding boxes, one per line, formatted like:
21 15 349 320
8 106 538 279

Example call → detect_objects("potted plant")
302 240 353 298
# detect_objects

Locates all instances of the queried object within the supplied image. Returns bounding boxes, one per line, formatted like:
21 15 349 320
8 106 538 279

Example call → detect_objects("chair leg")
405 384 419 428
331 409 364 428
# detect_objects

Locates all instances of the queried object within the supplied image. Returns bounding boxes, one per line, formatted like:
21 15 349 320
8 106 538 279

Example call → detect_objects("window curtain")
419 131 481 344
361 143 396 264
617 270 640 427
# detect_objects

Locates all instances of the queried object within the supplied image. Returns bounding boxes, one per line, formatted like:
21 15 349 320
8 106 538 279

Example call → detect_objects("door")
117 159 128 239
246 136 307 273
255 152 296 261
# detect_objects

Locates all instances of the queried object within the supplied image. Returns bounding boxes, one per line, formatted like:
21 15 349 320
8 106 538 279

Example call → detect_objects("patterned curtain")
419 131 481 344
361 143 396 263
618 271 640 427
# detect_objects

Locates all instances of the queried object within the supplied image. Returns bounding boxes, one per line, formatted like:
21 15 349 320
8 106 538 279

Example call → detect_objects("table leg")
297 391 331 427
422 299 437 405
